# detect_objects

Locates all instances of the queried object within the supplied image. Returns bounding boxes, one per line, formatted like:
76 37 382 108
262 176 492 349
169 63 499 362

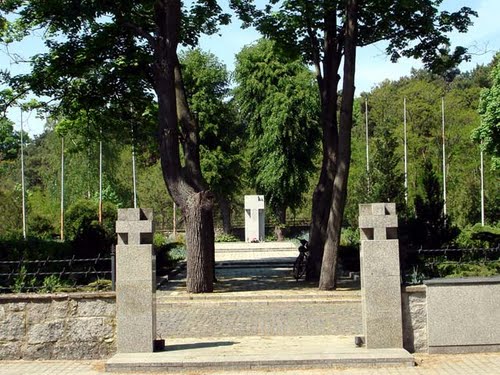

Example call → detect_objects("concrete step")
215 241 298 252
157 290 360 303
105 335 415 373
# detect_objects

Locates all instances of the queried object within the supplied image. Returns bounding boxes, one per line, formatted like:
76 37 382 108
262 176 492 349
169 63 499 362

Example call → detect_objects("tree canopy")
476 58 500 170
234 38 320 238
230 0 477 289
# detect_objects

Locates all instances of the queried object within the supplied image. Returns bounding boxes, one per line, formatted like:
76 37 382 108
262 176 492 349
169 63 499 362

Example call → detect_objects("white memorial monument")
244 195 265 242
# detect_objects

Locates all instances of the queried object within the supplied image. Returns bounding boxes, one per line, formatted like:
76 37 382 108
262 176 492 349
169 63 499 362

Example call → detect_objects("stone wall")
425 277 500 354
0 292 116 360
401 285 428 353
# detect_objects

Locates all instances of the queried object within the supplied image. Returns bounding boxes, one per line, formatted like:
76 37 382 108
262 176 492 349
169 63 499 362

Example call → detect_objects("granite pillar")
115 208 156 353
359 203 403 349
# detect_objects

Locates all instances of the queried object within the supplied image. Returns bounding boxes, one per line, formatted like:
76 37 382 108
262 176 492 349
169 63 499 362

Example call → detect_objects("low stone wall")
425 277 500 354
401 285 428 353
402 277 500 354
0 292 116 360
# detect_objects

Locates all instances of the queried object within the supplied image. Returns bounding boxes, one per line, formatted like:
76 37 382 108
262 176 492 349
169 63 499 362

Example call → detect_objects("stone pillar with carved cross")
358 203 403 349
115 208 156 353
244 195 265 243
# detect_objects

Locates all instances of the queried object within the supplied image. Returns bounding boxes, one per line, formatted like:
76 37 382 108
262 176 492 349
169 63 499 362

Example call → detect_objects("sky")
2 0 500 136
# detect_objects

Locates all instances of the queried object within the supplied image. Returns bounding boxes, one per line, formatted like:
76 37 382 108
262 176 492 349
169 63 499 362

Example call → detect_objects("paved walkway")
3 352 500 374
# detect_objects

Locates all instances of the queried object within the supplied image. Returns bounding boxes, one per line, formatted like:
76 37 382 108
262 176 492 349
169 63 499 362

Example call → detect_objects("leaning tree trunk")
153 0 214 293
319 0 358 290
306 6 342 281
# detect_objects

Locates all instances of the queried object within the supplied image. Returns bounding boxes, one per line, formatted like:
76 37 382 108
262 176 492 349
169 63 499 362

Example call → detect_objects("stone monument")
358 203 403 349
244 195 265 242
115 208 156 353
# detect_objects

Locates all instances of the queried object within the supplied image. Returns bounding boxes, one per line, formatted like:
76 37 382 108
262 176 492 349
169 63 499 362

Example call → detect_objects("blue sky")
2 0 500 135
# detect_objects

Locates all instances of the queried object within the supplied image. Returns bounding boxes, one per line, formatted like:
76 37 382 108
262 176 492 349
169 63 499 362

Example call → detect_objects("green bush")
453 224 500 248
66 199 117 257
39 275 70 293
215 232 239 242
0 235 72 261
10 266 36 293
437 260 500 278
155 241 186 275
28 215 56 239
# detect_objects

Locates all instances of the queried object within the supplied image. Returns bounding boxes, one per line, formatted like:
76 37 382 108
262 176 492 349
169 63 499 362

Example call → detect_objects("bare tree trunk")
153 0 214 293
217 194 232 234
319 0 358 290
274 206 286 241
185 191 215 293
306 7 341 281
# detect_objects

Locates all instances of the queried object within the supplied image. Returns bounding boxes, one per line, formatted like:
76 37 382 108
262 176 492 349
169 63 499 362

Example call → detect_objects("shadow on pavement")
165 341 239 351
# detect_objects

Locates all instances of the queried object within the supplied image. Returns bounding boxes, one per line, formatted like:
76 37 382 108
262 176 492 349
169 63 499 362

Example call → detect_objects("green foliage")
84 279 112 292
340 227 360 248
408 160 458 248
215 232 239 243
11 266 36 293
154 232 186 274
179 49 244 207
437 260 500 278
232 1 476 74
0 117 21 162
0 189 22 236
27 215 56 240
475 56 500 169
234 38 320 224
0 235 72 261
39 275 65 293
65 199 117 257
454 224 500 248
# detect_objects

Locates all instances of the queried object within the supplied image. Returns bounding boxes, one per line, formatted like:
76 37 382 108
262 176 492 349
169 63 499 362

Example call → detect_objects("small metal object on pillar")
115 208 156 353
358 203 403 349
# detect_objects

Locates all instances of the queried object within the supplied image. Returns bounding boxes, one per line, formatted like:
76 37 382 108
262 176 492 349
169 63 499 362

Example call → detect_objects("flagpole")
60 136 65 241
20 109 27 240
131 125 137 209
480 145 485 226
441 97 447 216
404 97 408 205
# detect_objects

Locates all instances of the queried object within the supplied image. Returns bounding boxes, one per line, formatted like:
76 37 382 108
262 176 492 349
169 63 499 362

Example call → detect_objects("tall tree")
234 39 320 240
475 58 500 170
0 117 20 162
179 49 244 234
0 1 231 293
231 0 476 289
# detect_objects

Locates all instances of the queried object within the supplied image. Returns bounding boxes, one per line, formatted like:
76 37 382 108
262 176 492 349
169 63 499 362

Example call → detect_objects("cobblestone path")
157 299 362 338
157 263 362 338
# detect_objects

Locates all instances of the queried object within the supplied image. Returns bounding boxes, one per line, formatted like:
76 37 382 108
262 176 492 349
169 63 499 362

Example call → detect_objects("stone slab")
105 335 414 372
426 278 500 352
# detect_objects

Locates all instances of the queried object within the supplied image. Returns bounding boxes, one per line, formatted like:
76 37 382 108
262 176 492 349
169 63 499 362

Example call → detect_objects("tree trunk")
274 206 286 241
306 7 341 281
153 0 214 293
217 193 232 235
184 191 215 293
319 0 358 290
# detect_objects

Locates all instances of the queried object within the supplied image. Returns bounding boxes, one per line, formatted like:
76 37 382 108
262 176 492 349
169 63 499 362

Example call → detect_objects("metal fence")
0 248 116 293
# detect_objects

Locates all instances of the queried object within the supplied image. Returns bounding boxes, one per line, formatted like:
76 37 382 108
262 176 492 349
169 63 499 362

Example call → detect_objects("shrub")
453 224 500 248
0 235 72 261
66 199 117 257
28 215 56 239
215 232 239 242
